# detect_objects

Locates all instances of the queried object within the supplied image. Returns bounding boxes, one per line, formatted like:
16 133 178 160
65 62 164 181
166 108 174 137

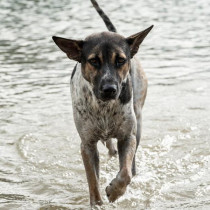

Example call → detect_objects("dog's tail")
90 0 117 33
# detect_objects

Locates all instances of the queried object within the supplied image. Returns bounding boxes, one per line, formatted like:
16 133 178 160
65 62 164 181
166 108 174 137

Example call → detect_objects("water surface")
0 0 210 209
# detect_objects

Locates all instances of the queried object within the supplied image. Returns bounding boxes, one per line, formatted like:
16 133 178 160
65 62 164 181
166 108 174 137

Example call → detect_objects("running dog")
52 0 153 207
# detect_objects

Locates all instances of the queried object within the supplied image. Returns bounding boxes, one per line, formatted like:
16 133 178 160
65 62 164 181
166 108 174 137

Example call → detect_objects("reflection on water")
0 0 210 209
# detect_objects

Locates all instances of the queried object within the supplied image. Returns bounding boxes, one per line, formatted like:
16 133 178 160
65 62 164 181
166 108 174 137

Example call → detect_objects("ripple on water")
97 134 210 209
17 133 80 171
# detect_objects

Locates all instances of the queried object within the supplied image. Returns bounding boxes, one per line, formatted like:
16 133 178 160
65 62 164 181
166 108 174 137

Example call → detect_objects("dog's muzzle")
100 83 118 101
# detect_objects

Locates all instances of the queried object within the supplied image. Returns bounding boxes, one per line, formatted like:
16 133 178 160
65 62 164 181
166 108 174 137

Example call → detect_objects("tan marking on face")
87 53 96 60
84 52 103 84
113 52 130 81
118 62 130 81
87 52 103 63
82 62 98 83
98 51 103 64
111 51 127 63
111 52 116 64
118 53 127 59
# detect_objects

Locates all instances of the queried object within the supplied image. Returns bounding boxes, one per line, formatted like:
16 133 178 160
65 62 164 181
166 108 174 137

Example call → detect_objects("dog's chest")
76 94 125 140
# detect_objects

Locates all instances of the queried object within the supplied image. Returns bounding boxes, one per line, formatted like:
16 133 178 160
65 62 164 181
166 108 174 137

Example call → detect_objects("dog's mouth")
94 91 118 102
99 93 118 101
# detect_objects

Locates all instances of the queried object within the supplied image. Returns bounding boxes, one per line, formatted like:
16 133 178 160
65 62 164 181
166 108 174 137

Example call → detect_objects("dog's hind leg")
81 142 103 206
106 139 117 156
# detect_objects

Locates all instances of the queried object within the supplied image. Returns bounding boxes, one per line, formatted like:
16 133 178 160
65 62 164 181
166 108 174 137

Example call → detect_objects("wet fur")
52 0 153 207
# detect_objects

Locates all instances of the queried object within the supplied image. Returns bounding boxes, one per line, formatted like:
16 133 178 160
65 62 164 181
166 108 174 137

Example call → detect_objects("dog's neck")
119 75 132 105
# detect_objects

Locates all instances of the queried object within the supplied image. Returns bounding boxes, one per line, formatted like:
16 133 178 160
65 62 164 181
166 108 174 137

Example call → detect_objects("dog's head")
53 26 153 101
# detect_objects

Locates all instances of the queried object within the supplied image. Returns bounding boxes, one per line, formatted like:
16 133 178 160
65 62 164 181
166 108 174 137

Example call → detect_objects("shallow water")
0 0 210 209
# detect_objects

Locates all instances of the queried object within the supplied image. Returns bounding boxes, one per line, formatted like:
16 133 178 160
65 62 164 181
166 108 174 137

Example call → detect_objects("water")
0 0 210 209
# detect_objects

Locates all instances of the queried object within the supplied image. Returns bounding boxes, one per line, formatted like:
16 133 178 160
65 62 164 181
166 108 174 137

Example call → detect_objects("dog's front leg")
106 135 136 202
81 142 103 206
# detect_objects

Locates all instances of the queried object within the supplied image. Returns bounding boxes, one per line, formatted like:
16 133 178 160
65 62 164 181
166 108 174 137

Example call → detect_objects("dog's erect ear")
52 36 83 62
126 25 153 58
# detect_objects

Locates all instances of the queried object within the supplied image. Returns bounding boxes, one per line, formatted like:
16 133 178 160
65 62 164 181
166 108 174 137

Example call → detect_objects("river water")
0 0 210 209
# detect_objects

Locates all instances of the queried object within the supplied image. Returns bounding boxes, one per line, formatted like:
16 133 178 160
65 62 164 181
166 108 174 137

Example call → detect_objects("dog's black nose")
101 84 117 97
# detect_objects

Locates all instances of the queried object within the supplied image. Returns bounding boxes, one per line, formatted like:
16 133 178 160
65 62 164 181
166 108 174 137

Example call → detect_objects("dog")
52 0 153 207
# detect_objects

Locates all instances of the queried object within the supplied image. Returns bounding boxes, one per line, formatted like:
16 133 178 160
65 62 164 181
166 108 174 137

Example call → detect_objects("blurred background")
0 0 210 209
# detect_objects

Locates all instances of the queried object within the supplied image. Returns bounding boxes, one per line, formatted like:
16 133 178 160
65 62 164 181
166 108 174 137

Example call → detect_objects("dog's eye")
88 58 99 66
116 57 126 66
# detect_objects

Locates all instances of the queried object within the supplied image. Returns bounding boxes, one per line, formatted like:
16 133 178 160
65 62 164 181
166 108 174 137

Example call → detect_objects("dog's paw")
90 199 103 208
105 177 128 202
